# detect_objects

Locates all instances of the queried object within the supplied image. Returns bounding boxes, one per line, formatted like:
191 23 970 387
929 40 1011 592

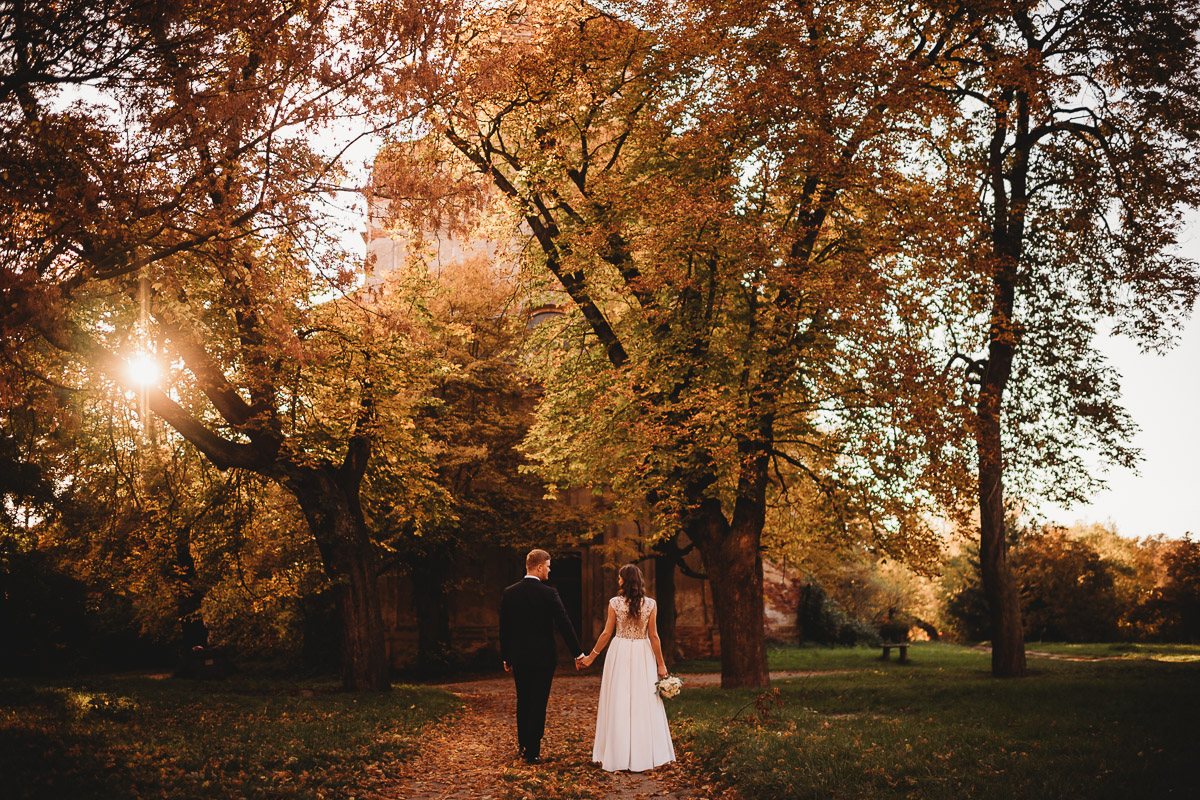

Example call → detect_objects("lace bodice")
610 595 655 639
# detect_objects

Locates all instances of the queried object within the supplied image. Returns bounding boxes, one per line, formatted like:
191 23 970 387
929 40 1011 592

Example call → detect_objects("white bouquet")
654 674 684 699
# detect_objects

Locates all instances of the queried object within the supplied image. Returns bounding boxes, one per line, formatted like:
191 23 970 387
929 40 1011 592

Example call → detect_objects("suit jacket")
499 577 584 667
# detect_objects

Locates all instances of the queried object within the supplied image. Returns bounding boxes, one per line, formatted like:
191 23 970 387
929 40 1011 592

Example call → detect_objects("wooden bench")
879 642 909 663
182 645 231 679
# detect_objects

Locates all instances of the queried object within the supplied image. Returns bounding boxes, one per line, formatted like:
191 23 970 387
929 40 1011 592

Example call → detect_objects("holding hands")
575 652 596 670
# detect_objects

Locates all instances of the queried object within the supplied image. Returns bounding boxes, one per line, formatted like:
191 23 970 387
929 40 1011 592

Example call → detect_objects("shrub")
936 545 991 642
1132 535 1200 642
1016 528 1126 642
797 581 880 645
0 544 89 674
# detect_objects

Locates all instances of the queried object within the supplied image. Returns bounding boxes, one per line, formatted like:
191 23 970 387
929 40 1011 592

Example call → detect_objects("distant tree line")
939 525 1200 644
785 521 1200 648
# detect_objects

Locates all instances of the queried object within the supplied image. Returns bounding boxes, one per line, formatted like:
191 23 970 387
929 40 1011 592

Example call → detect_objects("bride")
578 563 676 772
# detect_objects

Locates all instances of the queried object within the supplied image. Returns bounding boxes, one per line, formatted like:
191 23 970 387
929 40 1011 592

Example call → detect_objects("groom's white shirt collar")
524 574 541 580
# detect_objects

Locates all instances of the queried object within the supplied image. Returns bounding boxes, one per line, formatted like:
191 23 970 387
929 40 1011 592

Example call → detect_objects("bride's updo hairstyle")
618 563 646 619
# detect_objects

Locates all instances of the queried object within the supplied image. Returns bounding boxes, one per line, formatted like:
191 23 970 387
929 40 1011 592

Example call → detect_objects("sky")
1039 212 1200 540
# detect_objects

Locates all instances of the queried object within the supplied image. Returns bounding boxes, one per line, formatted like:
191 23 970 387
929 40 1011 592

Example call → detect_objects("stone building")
363 189 800 671
374 527 807 670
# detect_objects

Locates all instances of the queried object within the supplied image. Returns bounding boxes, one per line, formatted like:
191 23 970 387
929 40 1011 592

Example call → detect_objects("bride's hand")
657 664 668 679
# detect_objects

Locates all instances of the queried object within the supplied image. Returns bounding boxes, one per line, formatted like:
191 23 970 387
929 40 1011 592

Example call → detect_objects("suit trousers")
512 662 556 758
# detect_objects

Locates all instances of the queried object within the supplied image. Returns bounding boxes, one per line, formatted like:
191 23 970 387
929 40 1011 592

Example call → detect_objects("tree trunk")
975 396 1027 677
973 84 1031 678
975 256 1027 677
174 524 209 651
797 583 813 645
411 551 454 677
290 469 391 691
177 582 209 653
653 547 678 664
691 498 770 688
172 523 211 680
334 539 390 690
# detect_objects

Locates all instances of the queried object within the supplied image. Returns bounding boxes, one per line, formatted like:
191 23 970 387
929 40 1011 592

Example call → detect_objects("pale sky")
1040 212 1200 540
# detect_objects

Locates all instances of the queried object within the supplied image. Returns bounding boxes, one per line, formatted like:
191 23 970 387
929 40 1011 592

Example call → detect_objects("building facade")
363 187 800 670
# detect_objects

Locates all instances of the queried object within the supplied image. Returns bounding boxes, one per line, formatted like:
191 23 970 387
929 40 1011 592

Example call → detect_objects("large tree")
945 0 1200 676
383 0 976 687
362 226 592 674
1 0 453 689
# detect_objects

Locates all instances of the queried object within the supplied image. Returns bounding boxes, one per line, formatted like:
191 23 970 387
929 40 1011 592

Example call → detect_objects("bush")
0 542 173 675
936 524 1200 644
1132 536 1200 642
797 581 880 646
1016 528 1126 642
937 545 991 642
0 544 89 675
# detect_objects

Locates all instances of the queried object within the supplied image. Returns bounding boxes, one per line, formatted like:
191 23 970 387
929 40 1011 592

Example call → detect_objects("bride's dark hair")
618 564 646 619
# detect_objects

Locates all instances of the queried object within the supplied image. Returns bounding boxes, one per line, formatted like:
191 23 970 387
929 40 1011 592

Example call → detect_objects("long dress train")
592 596 676 772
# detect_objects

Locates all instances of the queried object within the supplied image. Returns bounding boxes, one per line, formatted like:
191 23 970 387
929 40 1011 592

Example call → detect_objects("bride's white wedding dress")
592 596 676 772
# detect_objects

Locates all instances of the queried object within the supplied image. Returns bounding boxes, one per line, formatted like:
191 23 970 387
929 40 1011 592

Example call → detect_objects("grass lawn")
0 673 460 800
668 643 1200 800
1021 641 1200 661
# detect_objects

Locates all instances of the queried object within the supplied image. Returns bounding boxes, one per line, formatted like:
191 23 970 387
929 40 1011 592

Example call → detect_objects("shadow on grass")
667 644 1200 800
1 728 142 800
1 675 460 800
0 684 144 800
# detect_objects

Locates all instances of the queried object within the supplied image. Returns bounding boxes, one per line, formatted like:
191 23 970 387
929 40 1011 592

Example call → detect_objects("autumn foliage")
2 0 1199 689
939 525 1200 645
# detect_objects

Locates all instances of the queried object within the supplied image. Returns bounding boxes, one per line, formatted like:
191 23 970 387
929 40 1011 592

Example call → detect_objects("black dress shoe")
523 755 542 765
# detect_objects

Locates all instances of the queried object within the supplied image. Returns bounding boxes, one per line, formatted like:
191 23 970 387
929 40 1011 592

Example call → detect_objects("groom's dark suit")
499 576 584 761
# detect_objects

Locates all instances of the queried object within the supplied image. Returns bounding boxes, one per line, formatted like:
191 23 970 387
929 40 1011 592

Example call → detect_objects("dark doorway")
551 552 583 653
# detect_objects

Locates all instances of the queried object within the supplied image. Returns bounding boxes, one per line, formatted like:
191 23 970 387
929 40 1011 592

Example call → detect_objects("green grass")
8 646 1197 800
675 641 990 674
668 643 1200 799
1022 641 1200 661
0 673 460 800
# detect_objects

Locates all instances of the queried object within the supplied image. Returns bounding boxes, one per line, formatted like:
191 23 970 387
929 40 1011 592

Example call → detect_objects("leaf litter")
363 672 726 800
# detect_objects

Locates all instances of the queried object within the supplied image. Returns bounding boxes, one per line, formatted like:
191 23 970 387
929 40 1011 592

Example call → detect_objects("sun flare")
127 353 160 387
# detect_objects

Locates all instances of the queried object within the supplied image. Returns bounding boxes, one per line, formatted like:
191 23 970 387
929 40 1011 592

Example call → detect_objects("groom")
499 549 585 764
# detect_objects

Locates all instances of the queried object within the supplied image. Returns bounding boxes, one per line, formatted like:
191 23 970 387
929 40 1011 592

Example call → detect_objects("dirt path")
364 671 718 800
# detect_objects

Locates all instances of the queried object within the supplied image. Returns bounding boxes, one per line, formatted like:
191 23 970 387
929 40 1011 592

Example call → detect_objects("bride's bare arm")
647 605 668 678
582 604 617 667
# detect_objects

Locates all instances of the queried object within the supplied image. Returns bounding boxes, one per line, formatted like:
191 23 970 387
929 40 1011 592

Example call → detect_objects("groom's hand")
503 661 511 672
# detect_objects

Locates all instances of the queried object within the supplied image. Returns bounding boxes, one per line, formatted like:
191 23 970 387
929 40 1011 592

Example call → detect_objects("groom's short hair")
526 549 551 571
